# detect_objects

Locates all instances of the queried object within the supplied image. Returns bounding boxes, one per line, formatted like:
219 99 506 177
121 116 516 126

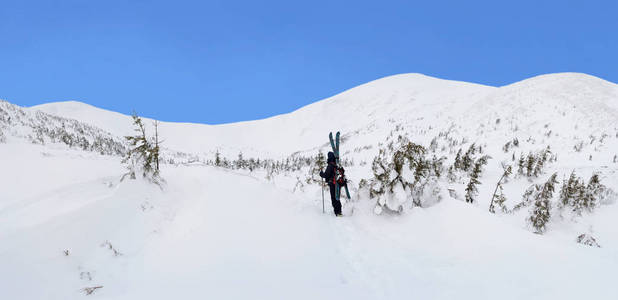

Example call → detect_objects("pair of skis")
328 132 351 201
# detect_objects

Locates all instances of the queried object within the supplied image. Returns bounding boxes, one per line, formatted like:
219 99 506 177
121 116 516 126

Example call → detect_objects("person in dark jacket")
320 151 342 216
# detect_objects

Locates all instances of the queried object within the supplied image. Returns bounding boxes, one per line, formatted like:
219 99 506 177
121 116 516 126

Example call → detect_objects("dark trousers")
328 183 342 215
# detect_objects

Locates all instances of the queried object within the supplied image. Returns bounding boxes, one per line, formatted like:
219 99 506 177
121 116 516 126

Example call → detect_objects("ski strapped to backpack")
329 132 351 201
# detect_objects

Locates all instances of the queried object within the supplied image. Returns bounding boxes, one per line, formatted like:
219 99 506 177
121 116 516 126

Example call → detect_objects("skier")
320 151 342 216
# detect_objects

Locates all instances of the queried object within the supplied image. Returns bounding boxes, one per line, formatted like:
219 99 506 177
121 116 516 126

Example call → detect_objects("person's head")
327 151 336 164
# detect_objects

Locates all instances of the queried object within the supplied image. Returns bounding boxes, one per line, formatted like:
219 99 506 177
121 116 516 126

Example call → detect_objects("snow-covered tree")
447 165 457 183
454 149 463 170
558 171 579 210
215 150 221 167
517 154 525 175
464 155 490 204
235 152 246 169
585 174 602 209
532 154 544 177
525 153 535 177
558 172 611 216
461 143 476 172
122 113 162 183
528 173 558 234
123 113 151 179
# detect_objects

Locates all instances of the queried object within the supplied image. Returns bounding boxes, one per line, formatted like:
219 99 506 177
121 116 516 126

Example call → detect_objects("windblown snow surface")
2 73 618 299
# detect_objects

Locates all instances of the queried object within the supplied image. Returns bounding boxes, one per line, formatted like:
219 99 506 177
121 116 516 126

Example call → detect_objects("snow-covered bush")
368 136 445 213
451 143 490 186
576 234 601 248
516 146 554 178
558 172 615 215
306 152 326 184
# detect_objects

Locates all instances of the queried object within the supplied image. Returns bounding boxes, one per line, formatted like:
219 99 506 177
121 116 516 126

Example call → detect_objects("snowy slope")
2 72 618 299
2 140 617 300
0 100 125 155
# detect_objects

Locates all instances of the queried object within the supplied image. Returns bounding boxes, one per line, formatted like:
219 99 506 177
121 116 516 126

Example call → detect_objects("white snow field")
1 72 618 299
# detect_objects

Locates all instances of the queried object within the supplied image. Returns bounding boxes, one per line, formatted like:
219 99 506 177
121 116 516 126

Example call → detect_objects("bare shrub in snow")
502 137 519 153
307 152 326 184
489 164 512 213
82 286 103 295
293 176 305 193
100 241 122 257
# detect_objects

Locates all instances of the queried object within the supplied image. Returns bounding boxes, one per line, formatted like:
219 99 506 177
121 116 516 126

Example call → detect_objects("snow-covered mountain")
29 73 618 159
30 73 493 157
2 72 618 299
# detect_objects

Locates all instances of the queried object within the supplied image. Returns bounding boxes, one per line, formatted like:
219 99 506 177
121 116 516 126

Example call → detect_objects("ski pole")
321 178 325 213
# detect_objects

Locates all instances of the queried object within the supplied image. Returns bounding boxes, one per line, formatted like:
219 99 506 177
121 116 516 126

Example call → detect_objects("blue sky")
1 0 617 124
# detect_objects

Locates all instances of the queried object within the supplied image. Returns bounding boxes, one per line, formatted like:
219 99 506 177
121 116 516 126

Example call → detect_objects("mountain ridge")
30 72 617 129
6 71 616 159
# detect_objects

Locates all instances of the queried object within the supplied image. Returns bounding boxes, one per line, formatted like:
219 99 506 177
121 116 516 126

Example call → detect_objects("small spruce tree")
215 150 221 167
122 113 156 180
517 154 525 176
464 159 482 203
454 148 463 170
447 165 457 183
461 143 476 172
559 171 579 208
533 154 544 177
235 152 245 169
585 174 602 210
528 173 558 234
525 153 535 177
